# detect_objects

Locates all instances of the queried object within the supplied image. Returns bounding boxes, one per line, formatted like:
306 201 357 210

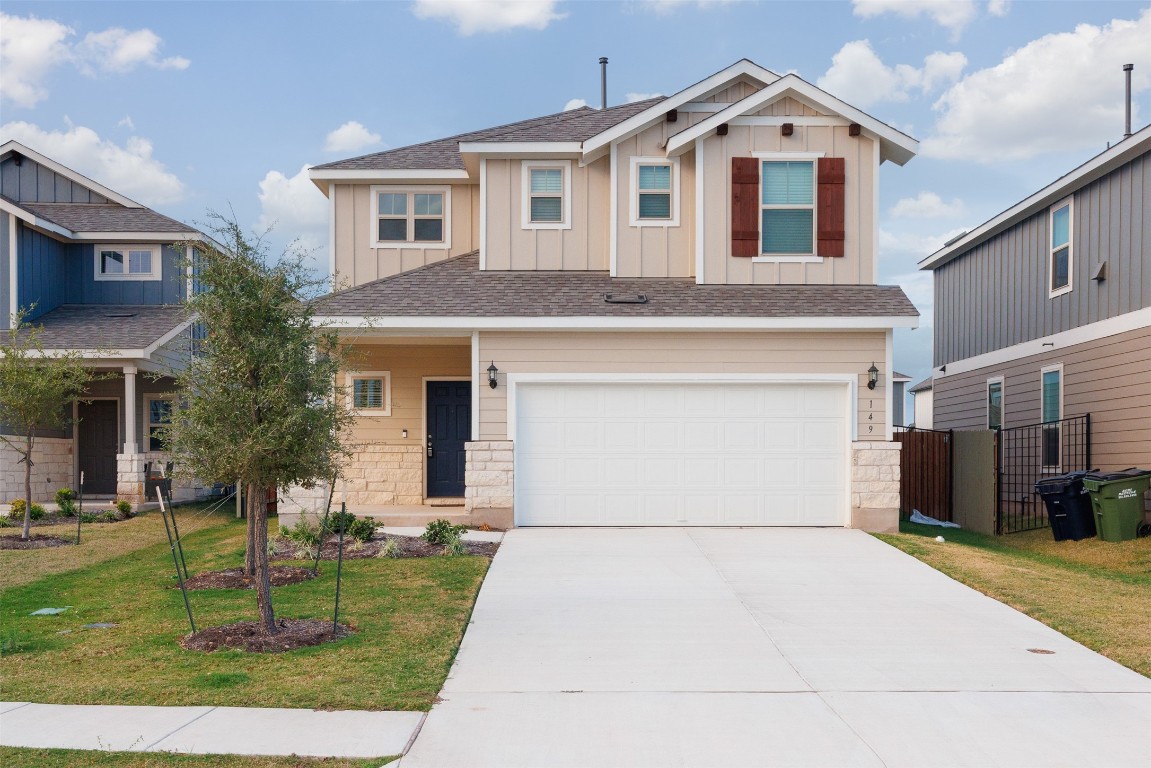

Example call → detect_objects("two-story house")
307 60 919 532
921 125 1149 479
1 140 207 504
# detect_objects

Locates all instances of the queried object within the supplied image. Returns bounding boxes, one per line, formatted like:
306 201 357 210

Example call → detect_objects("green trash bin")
1082 469 1151 542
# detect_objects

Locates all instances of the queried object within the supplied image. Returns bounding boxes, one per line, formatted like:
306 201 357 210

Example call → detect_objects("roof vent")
603 293 648 304
943 231 968 247
104 312 137 318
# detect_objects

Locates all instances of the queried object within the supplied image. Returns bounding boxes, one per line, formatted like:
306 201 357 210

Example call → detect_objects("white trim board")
936 306 1151 378
470 331 481 441
314 315 920 331
7 212 17 323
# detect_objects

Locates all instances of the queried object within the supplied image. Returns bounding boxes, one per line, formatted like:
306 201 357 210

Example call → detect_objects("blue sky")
2 0 1149 398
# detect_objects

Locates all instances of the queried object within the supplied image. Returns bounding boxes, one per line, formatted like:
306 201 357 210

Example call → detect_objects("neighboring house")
307 60 919 531
0 141 208 504
907 377 933 429
921 125 1150 473
891 370 911 426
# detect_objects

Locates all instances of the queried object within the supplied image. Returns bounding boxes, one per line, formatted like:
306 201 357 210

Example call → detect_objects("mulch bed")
3 511 131 529
271 533 499 560
180 618 353 653
183 566 317 590
0 534 75 550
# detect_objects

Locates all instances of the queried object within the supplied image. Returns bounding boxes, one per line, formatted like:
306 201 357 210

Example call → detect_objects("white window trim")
628 156 679 227
144 394 174 452
1049 196 1073 298
751 151 825 259
1039 363 1063 471
986 376 1004 430
94 244 162 282
370 186 451 250
521 160 572 230
346 371 392 416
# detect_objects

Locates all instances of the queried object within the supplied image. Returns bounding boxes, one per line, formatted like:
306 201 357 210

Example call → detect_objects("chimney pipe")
1123 63 1134 138
603 56 612 110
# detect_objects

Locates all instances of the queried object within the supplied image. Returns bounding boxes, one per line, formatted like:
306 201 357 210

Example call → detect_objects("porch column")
123 365 138 454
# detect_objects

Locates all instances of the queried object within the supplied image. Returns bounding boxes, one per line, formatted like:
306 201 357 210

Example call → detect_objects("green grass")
877 520 1151 677
0 747 396 767
0 507 489 710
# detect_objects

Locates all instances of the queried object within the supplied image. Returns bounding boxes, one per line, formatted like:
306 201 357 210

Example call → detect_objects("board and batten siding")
331 183 478 288
699 123 876 286
477 330 888 442
933 325 1151 470
934 151 1150 367
482 157 610 271
0 156 112 204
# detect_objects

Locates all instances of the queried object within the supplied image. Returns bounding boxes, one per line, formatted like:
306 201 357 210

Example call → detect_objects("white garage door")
514 381 849 527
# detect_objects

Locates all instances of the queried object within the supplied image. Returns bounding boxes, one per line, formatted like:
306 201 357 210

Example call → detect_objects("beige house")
302 60 919 532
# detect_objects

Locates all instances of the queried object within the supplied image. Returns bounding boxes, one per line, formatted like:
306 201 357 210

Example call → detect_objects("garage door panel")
516 382 848 527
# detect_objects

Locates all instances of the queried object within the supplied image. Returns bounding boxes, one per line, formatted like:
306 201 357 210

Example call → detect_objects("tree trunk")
21 432 33 540
248 480 277 634
244 486 256 575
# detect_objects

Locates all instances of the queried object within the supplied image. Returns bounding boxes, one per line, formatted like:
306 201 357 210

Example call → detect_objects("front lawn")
876 521 1151 677
0 747 395 768
0 507 489 710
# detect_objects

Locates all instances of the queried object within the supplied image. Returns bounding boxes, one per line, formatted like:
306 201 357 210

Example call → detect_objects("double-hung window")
1049 198 1072 296
987 378 1003 430
95 245 161 281
761 160 815 255
521 160 571 229
630 158 678 226
346 371 392 416
146 397 173 452
372 188 449 247
1041 365 1062 468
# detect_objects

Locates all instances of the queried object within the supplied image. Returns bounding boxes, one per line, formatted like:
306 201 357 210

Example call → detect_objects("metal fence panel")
995 414 1091 534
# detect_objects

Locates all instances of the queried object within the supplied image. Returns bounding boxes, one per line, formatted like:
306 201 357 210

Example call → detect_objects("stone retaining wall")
0 436 73 502
850 440 902 532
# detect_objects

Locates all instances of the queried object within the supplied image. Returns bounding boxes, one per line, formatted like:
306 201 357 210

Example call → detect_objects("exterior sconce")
867 363 879 390
487 362 499 389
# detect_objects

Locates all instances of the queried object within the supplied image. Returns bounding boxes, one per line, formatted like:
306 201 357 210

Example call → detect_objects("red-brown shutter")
817 157 845 258
731 157 759 258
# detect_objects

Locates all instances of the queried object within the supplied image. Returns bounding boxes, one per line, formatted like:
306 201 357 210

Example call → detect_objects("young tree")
166 216 350 634
0 313 96 540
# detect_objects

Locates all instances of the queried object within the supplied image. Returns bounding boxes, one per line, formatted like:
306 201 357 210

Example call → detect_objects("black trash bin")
1035 470 1096 541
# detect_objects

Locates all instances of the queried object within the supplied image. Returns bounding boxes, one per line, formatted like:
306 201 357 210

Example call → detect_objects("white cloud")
117 115 135 130
817 40 966 107
887 269 935 325
988 0 1009 17
0 13 73 107
922 10 1151 162
412 0 566 35
323 121 383 153
73 27 189 74
890 192 966 219
852 0 979 40
0 121 185 205
0 13 188 108
257 165 329 263
563 98 589 111
625 92 663 103
637 0 735 13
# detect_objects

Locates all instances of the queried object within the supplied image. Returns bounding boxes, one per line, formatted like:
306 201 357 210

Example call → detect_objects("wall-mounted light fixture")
867 363 879 390
487 362 499 389
402 429 408 439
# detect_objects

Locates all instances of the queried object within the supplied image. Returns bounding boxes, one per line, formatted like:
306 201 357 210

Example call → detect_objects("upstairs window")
521 160 571 229
761 161 814 255
630 158 679 227
95 245 161 281
1049 198 1073 296
371 188 450 248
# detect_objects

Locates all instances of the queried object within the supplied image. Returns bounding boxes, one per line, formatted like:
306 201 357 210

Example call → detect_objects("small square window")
346 372 392 415
522 161 571 229
353 379 383 409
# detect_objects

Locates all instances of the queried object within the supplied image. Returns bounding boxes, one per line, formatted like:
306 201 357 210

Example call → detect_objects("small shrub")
281 518 321 549
0 517 11 528
347 538 365 553
423 518 467 545
376 538 401 558
323 510 356 536
55 487 75 504
79 512 98 524
346 517 377 543
441 532 467 557
115 500 133 517
102 511 118 522
28 503 46 521
7 499 27 520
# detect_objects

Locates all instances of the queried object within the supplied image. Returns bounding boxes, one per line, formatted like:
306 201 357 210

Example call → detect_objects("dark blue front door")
426 381 470 497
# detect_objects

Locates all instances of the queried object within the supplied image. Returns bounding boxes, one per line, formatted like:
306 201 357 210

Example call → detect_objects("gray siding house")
1 141 209 504
920 125 1150 472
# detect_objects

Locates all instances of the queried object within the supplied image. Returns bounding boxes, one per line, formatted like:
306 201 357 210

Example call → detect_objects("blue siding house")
1 140 209 504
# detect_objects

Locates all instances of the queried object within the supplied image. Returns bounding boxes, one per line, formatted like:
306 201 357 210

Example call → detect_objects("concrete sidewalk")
0 702 419 760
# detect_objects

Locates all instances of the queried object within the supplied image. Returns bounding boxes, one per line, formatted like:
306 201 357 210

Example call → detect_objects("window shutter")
817 157 845 258
731 157 759 257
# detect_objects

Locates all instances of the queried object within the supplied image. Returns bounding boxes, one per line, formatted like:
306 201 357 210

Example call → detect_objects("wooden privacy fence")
894 427 953 522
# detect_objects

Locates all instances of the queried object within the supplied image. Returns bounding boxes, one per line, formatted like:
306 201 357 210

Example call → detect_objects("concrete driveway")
400 528 1151 768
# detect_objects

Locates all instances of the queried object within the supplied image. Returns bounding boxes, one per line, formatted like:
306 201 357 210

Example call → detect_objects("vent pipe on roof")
603 56 612 109
1123 63 1134 138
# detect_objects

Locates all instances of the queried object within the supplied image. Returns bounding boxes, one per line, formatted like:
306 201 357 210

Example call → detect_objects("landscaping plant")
114 500 133 518
423 519 467 545
7 500 45 522
54 488 77 517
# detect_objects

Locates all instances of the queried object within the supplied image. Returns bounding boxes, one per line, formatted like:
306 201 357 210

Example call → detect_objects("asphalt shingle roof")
21 305 188 350
312 99 664 172
18 202 197 233
314 253 919 320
